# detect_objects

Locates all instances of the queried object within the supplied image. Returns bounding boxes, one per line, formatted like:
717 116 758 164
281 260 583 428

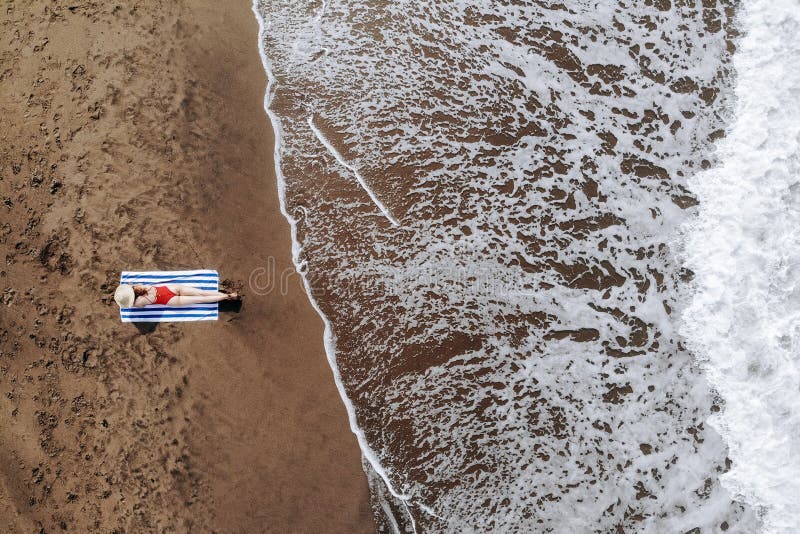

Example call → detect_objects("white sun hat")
114 284 135 308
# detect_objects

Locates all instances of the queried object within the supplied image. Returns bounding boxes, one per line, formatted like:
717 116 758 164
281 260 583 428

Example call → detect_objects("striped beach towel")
119 270 219 322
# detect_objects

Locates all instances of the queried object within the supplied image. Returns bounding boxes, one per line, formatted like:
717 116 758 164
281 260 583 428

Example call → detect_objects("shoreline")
250 2 407 520
0 1 373 532
247 0 755 531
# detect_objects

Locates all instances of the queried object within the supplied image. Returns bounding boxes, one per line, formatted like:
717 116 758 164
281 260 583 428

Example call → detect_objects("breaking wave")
253 0 767 531
681 1 800 532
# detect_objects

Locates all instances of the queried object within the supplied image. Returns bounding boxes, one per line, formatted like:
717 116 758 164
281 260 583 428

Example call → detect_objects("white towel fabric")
119 270 219 322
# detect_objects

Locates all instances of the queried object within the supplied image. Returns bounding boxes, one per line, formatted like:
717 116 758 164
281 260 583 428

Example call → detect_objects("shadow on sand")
133 322 158 334
132 301 242 334
219 299 243 313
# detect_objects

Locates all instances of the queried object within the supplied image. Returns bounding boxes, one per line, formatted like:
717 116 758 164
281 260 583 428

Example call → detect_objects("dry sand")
0 1 373 531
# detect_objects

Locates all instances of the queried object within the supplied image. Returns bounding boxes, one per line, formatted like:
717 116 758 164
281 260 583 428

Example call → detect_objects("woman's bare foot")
226 292 240 300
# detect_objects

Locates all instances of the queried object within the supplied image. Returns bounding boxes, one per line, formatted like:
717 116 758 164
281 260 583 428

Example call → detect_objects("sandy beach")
0 1 373 532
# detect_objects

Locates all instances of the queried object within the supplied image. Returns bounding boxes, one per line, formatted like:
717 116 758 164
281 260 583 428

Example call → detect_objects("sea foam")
254 0 762 531
682 1 800 532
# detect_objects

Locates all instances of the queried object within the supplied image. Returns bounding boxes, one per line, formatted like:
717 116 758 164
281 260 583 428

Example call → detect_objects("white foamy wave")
682 1 800 532
255 0 760 531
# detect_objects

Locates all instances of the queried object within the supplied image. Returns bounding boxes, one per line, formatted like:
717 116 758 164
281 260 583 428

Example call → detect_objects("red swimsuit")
151 285 176 305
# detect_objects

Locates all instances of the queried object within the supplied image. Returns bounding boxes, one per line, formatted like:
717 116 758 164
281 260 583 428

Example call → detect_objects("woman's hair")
132 285 150 297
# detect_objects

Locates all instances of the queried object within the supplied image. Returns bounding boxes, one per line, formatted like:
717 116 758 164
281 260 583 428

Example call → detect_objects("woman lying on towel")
113 284 238 308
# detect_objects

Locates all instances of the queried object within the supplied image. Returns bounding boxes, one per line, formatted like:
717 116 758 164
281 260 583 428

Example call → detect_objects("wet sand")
254 0 752 530
0 1 373 531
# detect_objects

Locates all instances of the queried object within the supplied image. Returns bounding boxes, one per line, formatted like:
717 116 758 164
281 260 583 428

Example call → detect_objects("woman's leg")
168 295 229 306
169 284 228 298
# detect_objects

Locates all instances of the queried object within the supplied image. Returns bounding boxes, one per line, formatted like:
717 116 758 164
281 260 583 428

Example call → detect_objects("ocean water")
252 0 770 531
681 1 800 532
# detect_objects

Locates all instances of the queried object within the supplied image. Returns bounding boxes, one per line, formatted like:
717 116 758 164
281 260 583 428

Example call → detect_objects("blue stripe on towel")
119 270 219 323
121 272 215 278
122 305 218 312
122 315 217 323
121 313 218 318
121 270 216 276
120 281 217 291
121 278 218 284
120 276 218 283
121 277 218 282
